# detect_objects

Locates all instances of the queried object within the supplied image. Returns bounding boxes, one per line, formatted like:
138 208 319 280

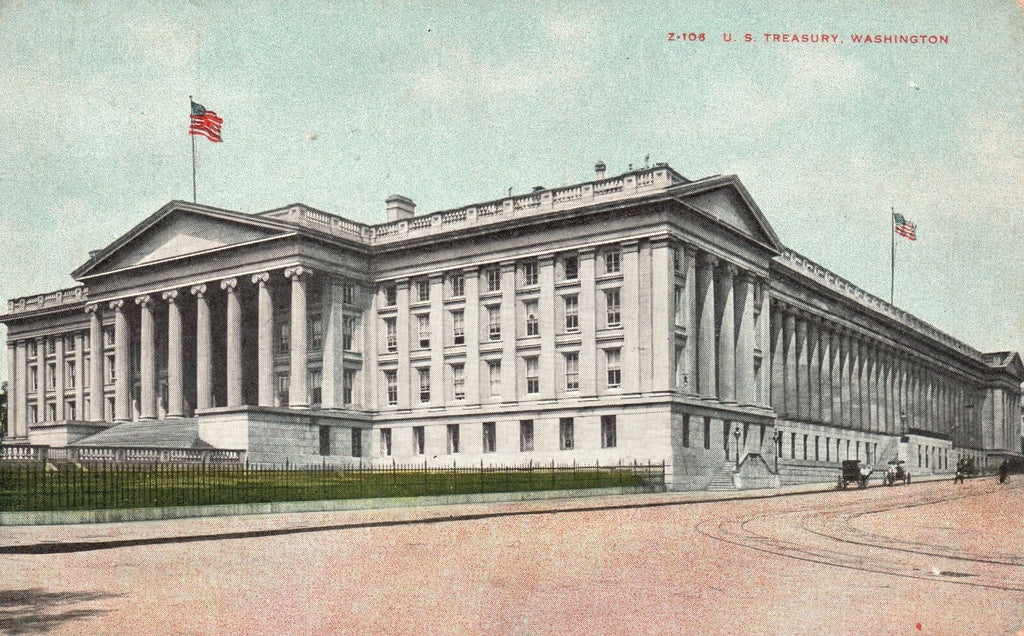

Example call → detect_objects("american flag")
893 213 916 241
189 101 223 142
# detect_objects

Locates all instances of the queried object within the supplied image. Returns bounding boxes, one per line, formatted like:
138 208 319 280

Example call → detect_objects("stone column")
136 295 157 419
500 261 518 401
795 314 810 420
684 244 698 396
15 341 27 435
163 290 184 417
394 278 411 409
191 285 213 411
829 327 842 425
621 240 641 394
285 266 312 409
807 317 821 421
853 336 866 430
756 279 771 407
866 342 878 432
86 304 104 421
54 333 65 421
428 273 444 407
464 267 481 403
252 272 275 407
840 331 853 426
220 278 243 407
783 309 797 417
716 263 737 403
35 338 45 421
734 271 756 404
110 300 131 421
650 238 673 393
819 324 833 424
73 333 84 420
6 342 17 435
770 301 785 414
696 252 718 399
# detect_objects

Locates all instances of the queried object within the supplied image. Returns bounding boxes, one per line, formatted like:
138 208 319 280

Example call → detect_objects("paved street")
2 477 1023 635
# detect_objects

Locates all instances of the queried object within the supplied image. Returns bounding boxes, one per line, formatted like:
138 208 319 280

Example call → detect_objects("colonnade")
768 300 976 438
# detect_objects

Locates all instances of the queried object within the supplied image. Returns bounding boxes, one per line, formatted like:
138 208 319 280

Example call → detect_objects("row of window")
381 349 622 406
382 291 622 353
377 416 618 457
380 250 626 307
25 359 94 393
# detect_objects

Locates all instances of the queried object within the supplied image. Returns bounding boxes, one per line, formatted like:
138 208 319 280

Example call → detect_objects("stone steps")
71 418 203 449
706 462 737 491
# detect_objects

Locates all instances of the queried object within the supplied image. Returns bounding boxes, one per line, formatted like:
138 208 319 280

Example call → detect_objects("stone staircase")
70 418 206 449
706 461 737 491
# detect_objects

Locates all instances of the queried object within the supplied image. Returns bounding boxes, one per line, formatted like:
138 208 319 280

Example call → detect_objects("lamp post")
772 429 783 473
733 424 742 465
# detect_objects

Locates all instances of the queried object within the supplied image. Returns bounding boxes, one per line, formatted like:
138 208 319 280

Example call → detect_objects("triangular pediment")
74 201 295 279
673 177 782 251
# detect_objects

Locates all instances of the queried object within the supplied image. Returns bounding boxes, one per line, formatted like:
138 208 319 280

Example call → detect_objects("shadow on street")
0 588 121 635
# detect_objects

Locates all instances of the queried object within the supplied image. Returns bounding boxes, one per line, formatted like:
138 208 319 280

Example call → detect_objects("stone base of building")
27 421 111 447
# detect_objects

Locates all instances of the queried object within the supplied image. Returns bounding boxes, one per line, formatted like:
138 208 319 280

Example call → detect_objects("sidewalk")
0 472 957 553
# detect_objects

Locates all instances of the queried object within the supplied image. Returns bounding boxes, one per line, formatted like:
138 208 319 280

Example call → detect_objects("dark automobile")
838 459 871 489
884 459 911 486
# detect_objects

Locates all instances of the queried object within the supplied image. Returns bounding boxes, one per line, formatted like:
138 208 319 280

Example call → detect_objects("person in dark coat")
998 460 1009 484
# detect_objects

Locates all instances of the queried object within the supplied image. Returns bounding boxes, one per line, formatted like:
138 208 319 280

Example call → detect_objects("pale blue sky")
1 1 1021 382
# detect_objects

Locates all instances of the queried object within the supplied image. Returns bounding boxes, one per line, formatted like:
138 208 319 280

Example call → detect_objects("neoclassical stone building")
3 163 1021 488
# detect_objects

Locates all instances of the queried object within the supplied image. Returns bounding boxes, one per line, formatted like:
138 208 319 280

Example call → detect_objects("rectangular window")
563 255 578 281
418 315 430 349
309 317 324 350
488 306 501 340
343 370 354 405
565 353 579 391
380 428 392 456
46 363 56 389
452 364 465 400
319 426 331 456
46 339 56 355
486 267 501 292
343 316 355 351
606 349 621 388
385 370 398 405
28 366 37 391
451 310 465 345
814 435 820 462
351 428 362 457
413 426 425 455
674 286 684 326
343 283 356 305
65 335 76 352
418 367 431 403
605 290 621 327
417 280 430 302
447 424 460 454
66 361 76 388
449 273 464 298
559 418 575 450
525 301 539 337
488 361 501 396
520 420 534 452
66 401 76 421
526 357 539 394
826 437 831 462
601 415 617 449
83 361 90 388
106 355 116 383
803 434 809 461
28 405 38 424
278 374 290 406
309 369 323 405
604 250 621 274
279 323 291 353
385 318 398 352
482 422 496 453
682 415 691 448
103 328 115 347
522 261 538 287
704 417 711 450
47 403 56 421
384 286 397 307
564 296 579 332
105 397 114 421
83 333 90 352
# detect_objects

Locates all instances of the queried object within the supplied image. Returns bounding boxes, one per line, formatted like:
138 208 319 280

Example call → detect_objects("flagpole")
190 95 197 203
890 207 895 305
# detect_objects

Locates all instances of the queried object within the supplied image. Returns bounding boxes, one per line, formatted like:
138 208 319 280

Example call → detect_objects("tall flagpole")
890 207 895 305
190 95 197 203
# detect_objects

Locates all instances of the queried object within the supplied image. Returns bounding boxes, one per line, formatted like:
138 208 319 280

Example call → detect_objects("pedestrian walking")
998 460 1009 484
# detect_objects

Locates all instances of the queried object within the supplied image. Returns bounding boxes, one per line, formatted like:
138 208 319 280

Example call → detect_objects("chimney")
385 195 416 222
595 160 606 179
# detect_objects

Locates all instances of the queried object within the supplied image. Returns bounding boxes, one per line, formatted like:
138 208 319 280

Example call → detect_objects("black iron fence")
0 460 666 513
